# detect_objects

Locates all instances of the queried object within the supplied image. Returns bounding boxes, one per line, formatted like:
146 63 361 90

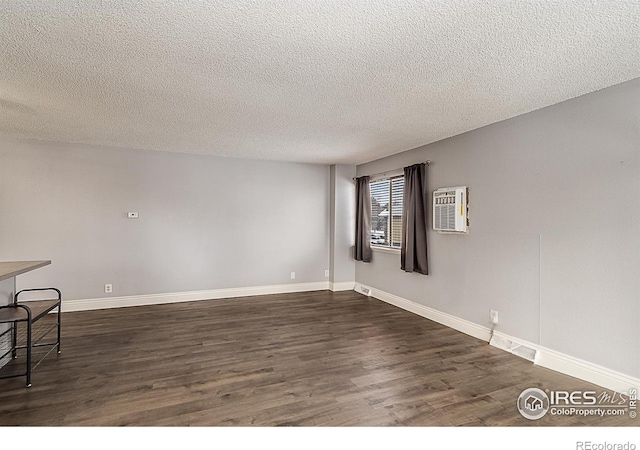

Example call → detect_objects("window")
370 176 404 248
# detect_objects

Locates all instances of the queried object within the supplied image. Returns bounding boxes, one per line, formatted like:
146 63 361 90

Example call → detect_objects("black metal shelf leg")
26 318 32 388
56 304 61 354
11 322 17 359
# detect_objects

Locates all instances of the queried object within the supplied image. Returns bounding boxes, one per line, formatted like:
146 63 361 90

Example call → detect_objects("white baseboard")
535 346 640 395
329 281 355 292
354 283 640 394
63 281 330 312
354 282 491 342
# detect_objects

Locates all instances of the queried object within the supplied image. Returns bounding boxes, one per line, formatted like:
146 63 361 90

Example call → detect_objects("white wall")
329 164 356 285
0 138 330 301
355 78 640 379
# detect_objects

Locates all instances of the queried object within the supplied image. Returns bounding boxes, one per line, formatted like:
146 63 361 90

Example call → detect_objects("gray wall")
0 138 330 300
329 164 356 284
356 78 640 379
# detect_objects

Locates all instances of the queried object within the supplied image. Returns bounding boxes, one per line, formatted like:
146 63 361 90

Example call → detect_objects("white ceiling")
1 1 639 165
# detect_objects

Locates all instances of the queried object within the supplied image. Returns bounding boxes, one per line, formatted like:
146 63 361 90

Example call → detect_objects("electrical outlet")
290 272 295 280
490 309 499 325
127 212 139 219
324 270 329 277
105 284 113 294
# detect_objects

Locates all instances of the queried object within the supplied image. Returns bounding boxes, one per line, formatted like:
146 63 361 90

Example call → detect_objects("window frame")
369 175 404 252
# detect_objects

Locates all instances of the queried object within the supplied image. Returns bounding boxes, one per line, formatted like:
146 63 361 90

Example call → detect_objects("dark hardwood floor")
0 290 635 426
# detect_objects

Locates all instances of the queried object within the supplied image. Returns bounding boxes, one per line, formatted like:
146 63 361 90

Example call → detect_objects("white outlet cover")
290 272 295 279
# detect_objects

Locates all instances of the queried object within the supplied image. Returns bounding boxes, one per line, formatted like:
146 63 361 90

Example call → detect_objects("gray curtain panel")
354 176 372 263
401 163 429 274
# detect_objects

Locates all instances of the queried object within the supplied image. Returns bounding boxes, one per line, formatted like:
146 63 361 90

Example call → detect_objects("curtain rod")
352 160 431 182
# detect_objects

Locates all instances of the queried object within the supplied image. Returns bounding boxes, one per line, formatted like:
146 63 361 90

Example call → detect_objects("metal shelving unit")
0 288 61 387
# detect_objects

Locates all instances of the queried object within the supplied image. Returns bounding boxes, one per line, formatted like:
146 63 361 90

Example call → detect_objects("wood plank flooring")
0 290 636 426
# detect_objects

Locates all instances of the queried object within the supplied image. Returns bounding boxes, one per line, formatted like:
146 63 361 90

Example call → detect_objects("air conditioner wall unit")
433 186 469 233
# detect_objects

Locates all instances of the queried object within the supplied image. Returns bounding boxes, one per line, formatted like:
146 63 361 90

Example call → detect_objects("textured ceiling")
1 1 639 165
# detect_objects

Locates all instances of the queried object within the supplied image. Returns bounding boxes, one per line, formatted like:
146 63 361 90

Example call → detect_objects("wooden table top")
0 261 51 282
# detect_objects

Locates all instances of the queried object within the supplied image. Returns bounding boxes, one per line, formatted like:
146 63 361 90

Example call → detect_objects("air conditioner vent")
433 186 469 233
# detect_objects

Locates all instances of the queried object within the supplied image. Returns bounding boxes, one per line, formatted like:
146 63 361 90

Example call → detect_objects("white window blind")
370 176 404 248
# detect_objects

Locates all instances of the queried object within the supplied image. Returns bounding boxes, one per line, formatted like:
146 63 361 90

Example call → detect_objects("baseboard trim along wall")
534 346 640 396
354 282 491 342
329 281 356 292
354 283 640 394
63 281 334 312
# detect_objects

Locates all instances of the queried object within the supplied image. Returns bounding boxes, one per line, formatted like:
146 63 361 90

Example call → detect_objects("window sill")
371 246 401 255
